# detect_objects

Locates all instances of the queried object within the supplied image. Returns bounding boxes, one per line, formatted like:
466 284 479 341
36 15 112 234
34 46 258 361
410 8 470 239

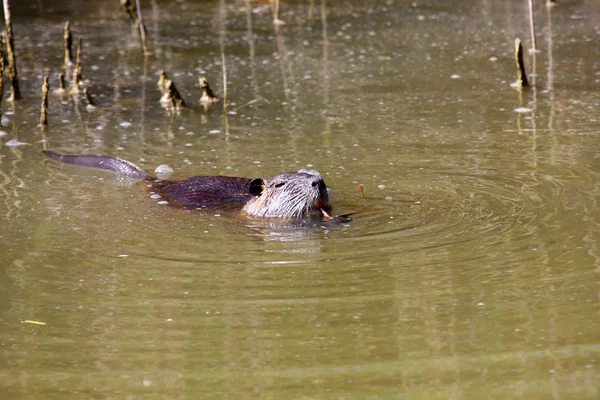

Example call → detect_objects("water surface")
1 0 599 398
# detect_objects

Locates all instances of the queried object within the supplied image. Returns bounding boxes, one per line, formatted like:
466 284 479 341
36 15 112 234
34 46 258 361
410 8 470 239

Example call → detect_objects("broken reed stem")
40 76 49 126
135 0 148 54
163 79 186 109
272 0 280 22
64 21 73 66
121 0 137 25
58 73 66 91
83 87 96 107
75 38 82 82
514 38 529 88
221 51 227 114
199 77 219 104
3 0 21 101
71 38 82 93
157 70 168 92
528 0 537 52
0 35 4 119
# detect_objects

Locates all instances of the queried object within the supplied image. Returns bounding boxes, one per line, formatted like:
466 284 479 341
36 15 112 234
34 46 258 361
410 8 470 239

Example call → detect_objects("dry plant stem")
199 77 219 103
3 0 21 101
157 70 168 92
514 38 529 88
528 0 537 52
166 80 186 108
221 52 227 114
58 73 66 90
40 76 49 126
272 0 280 21
83 88 95 107
121 0 137 25
0 35 4 118
135 0 148 54
64 21 73 66
71 39 82 93
75 38 82 82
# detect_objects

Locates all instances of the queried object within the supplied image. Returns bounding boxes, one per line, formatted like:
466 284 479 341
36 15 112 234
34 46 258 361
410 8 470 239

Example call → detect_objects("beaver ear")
249 178 266 196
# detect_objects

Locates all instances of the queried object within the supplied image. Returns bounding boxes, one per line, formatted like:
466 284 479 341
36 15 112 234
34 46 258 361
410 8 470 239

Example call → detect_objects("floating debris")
22 320 46 325
155 164 173 179
514 107 533 113
5 139 28 147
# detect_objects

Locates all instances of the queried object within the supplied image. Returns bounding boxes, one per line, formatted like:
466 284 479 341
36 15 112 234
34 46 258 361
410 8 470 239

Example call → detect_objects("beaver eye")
274 182 285 188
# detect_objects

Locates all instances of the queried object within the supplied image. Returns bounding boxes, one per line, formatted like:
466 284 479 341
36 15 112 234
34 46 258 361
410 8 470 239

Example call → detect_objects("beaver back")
154 176 253 208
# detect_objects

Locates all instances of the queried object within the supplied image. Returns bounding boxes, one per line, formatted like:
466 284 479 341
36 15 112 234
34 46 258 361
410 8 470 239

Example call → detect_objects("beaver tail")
43 151 152 180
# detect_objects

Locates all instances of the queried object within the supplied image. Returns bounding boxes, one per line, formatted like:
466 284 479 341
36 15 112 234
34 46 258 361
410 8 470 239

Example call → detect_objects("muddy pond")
1 0 599 398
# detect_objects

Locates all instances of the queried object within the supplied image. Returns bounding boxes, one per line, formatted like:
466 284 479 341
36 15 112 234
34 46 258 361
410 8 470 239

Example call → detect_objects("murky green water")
1 0 599 398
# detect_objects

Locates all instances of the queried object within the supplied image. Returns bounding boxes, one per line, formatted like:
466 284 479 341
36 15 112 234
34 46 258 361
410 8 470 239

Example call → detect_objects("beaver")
42 151 332 220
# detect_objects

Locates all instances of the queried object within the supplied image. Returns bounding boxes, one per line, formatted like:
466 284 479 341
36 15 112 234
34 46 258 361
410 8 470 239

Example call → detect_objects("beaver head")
243 171 331 220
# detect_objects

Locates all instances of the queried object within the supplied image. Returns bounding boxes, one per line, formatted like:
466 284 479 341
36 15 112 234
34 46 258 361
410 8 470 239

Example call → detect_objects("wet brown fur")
43 151 331 219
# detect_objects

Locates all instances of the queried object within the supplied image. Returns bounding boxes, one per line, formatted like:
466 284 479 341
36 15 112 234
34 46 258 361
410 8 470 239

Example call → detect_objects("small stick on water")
357 184 365 198
40 76 49 126
71 39 82 93
83 87 96 108
320 208 334 221
3 0 21 101
64 21 73 66
514 38 529 88
528 0 537 52
199 77 219 104
230 97 267 113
